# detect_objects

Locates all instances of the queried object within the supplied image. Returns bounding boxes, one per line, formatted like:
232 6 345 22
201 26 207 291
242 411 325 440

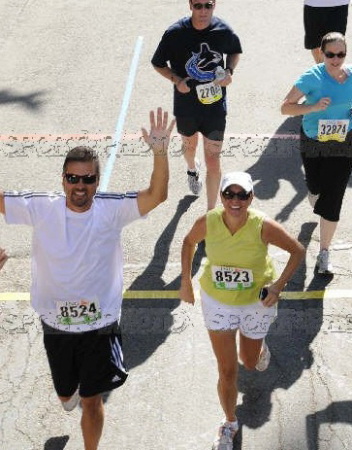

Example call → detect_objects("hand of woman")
313 97 331 112
179 280 195 305
261 284 281 307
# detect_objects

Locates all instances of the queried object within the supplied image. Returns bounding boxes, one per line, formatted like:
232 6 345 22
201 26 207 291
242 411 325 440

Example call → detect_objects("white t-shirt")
5 191 142 332
304 0 350 6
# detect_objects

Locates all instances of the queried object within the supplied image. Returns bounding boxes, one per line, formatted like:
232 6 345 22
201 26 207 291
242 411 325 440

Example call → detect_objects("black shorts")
43 321 128 398
304 5 349 49
176 114 226 141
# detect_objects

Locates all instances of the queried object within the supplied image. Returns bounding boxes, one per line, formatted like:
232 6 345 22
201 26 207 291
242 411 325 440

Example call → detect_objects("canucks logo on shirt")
185 43 222 82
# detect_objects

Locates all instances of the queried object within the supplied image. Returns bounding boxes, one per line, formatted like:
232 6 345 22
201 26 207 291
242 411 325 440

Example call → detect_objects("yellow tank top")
199 207 276 306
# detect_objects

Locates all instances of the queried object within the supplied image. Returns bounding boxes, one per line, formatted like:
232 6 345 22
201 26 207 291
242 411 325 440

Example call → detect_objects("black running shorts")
42 321 128 398
176 114 226 141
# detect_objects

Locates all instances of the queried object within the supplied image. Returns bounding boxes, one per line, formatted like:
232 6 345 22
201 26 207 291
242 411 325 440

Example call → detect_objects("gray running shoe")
187 158 202 195
308 191 319 208
255 340 271 372
316 249 334 274
62 389 80 412
212 420 239 450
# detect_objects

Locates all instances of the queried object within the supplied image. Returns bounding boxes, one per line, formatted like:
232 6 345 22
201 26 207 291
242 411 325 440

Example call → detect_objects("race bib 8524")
56 299 102 326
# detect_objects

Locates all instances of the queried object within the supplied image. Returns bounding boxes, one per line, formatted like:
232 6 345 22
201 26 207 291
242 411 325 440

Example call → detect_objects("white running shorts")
201 289 277 339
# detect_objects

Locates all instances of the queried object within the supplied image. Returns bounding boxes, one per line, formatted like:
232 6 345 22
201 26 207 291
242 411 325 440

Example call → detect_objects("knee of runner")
218 365 238 382
204 141 223 165
80 395 103 412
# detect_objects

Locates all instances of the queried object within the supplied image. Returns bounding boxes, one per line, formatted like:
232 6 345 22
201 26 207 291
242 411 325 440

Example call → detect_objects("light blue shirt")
295 63 352 138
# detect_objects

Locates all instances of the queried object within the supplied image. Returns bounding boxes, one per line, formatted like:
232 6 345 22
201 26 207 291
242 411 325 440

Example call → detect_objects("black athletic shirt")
152 16 242 116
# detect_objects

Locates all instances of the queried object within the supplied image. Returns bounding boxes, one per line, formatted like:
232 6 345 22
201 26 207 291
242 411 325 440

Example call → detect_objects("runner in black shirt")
152 0 242 210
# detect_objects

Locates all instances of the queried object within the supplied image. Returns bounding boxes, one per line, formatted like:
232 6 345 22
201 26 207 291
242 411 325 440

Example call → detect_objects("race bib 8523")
211 265 254 290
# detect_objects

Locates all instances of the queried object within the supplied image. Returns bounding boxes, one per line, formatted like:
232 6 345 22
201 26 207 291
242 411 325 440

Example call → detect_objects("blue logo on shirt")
185 43 222 82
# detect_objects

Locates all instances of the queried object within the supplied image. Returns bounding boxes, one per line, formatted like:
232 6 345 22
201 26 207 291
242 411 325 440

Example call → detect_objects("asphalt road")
1 1 352 449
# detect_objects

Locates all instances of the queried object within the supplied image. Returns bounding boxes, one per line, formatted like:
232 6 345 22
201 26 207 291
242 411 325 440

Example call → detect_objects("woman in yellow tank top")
179 171 304 450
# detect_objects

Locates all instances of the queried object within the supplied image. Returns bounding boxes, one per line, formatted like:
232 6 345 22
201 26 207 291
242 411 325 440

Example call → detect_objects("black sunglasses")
222 190 251 201
64 173 98 185
324 51 346 59
192 2 214 10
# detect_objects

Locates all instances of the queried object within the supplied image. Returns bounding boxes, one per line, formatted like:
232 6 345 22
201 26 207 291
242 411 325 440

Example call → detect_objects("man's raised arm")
137 107 175 216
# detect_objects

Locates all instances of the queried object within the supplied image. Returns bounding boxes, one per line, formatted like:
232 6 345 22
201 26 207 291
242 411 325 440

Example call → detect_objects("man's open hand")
141 107 175 155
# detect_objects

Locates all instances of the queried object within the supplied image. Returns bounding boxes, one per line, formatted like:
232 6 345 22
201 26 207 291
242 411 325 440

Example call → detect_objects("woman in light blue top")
281 32 352 275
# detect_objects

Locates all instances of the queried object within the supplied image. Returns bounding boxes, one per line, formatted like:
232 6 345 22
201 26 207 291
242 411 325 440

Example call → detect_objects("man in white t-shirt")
304 0 350 62
0 108 175 450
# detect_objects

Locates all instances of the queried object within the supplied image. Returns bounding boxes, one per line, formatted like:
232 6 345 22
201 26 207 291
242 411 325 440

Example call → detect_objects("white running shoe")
62 389 80 412
255 340 271 372
212 419 239 450
187 158 202 195
316 249 334 275
307 191 319 208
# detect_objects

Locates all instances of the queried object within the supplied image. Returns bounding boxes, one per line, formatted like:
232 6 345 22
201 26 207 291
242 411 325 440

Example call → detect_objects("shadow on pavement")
120 195 204 370
233 425 242 449
43 435 69 450
235 221 334 447
246 116 306 223
306 401 352 450
0 88 47 111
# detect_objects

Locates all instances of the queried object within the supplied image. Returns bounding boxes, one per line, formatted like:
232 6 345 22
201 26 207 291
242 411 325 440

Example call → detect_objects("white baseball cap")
220 171 253 194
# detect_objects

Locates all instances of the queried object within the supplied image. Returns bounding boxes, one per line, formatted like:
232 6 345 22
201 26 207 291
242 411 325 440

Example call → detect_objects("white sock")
223 418 238 429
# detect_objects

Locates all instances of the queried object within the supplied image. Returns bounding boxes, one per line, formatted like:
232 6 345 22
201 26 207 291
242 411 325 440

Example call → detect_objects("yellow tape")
0 292 31 301
123 290 179 299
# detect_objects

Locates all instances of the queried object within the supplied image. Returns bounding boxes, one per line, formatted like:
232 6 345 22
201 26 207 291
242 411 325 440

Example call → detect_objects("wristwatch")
225 67 233 76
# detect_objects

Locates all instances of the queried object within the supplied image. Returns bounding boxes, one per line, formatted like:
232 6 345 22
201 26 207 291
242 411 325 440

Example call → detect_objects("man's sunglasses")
324 51 346 59
222 190 251 201
192 2 214 10
64 173 98 184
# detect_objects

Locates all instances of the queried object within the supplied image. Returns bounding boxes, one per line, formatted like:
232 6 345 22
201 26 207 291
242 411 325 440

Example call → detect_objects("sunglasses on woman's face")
222 190 251 201
324 51 346 59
